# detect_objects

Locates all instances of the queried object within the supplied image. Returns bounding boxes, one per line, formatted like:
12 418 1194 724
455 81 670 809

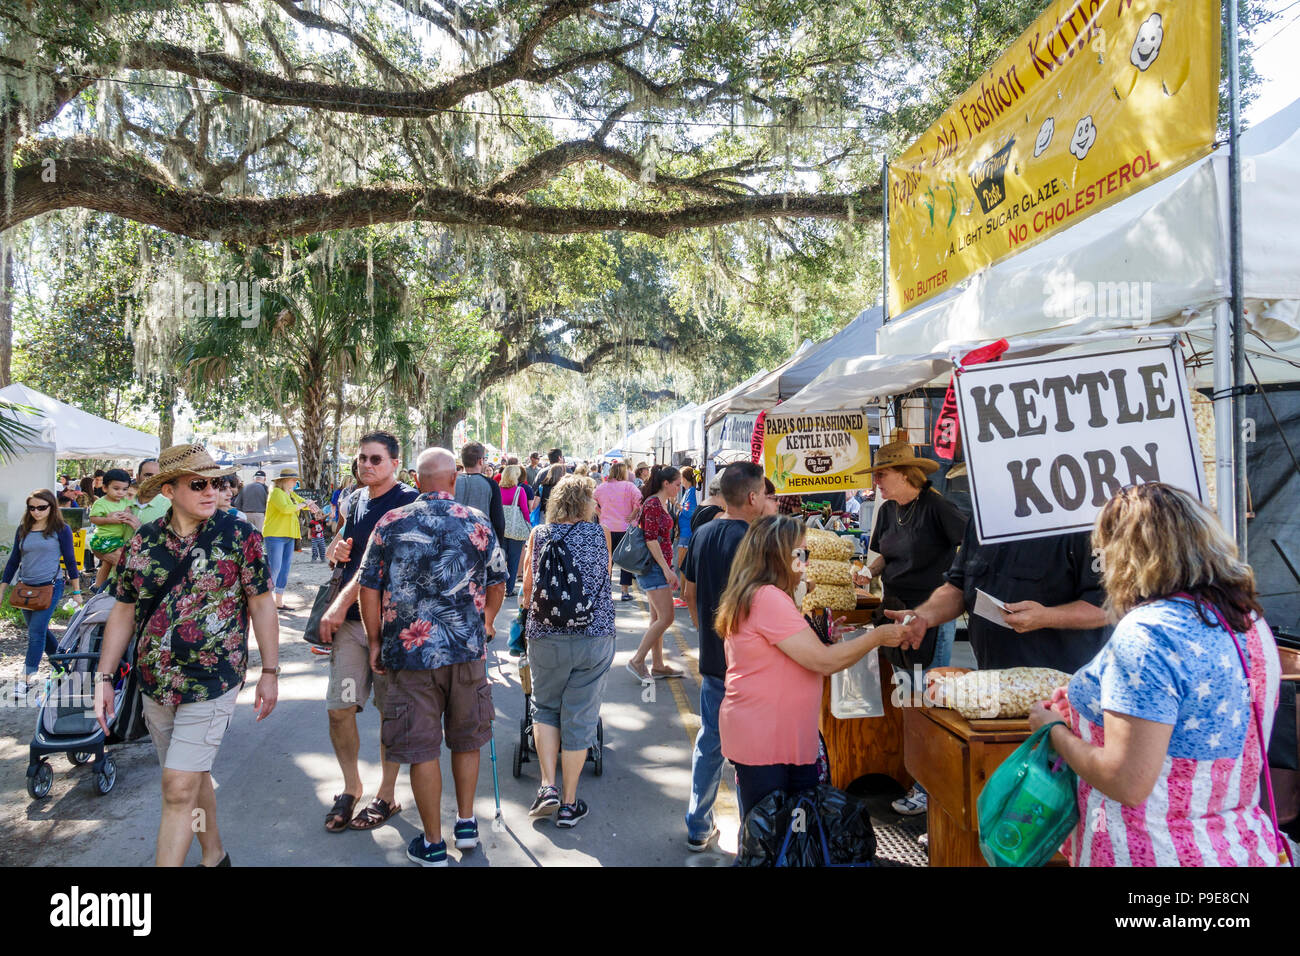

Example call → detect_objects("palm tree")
184 235 420 489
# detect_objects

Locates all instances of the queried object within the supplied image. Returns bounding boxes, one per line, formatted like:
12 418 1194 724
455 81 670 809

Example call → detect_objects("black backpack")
533 523 593 630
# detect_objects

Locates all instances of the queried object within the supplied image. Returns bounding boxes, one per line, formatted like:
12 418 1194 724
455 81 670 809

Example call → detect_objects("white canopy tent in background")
0 383 160 537
704 307 884 425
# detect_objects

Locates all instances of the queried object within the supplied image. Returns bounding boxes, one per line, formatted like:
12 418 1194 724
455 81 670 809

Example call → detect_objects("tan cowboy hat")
138 443 236 499
276 466 300 481
856 428 939 475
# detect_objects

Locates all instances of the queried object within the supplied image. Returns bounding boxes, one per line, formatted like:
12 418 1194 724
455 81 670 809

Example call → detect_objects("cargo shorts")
380 659 494 764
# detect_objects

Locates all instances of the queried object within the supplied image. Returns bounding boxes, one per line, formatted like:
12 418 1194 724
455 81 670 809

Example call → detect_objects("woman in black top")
860 432 968 669
859 431 967 816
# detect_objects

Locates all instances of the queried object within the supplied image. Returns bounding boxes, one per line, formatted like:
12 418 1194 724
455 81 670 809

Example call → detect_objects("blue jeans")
264 536 296 592
503 537 525 595
636 564 669 592
21 578 64 678
733 761 820 823
685 674 726 839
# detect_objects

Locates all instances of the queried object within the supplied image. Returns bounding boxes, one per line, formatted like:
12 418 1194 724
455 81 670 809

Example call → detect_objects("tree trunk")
157 375 177 447
425 402 465 450
0 244 12 388
299 364 329 490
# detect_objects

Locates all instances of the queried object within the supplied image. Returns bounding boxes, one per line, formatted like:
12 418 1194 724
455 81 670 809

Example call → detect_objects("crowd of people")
3 423 1288 870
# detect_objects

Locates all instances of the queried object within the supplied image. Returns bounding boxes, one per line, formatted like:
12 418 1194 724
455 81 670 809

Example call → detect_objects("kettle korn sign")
886 0 1220 316
762 411 872 495
956 345 1205 543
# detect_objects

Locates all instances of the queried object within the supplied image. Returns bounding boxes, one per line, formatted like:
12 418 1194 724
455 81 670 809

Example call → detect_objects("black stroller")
511 648 604 778
26 591 147 799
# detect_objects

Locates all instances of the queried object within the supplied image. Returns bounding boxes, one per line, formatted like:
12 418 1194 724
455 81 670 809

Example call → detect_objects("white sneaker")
891 786 928 816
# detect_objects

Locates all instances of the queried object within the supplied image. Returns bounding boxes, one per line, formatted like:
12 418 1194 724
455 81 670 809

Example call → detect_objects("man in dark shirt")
317 431 419 832
888 526 1109 674
678 461 768 852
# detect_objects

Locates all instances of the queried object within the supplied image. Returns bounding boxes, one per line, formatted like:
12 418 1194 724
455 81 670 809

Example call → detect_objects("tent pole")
881 159 890 325
1227 0 1248 556
1213 301 1236 536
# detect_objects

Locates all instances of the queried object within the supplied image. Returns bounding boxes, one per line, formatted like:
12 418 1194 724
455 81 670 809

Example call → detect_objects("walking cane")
487 646 504 826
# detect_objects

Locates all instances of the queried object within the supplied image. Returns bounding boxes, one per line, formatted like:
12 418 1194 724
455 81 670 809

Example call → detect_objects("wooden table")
903 706 1041 867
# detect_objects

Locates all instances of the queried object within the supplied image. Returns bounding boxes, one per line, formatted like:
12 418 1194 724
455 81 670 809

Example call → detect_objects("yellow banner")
887 0 1220 316
763 411 873 495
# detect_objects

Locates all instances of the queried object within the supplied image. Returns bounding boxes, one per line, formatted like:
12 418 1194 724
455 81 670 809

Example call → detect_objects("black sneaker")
686 825 719 852
529 785 560 817
555 799 588 828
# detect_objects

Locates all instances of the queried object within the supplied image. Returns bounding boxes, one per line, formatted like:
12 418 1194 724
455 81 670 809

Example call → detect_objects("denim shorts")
636 563 669 592
528 633 615 751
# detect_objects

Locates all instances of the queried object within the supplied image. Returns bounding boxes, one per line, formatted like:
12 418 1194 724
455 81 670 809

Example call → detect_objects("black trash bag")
736 784 877 867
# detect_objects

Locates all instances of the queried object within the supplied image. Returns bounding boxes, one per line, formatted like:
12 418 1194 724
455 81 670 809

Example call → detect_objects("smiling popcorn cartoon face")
1034 117 1055 158
1069 115 1098 160
1130 13 1163 72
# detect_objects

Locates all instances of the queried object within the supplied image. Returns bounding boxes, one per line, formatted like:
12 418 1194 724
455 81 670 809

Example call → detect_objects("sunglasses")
356 453 392 466
170 477 225 492
27 503 51 512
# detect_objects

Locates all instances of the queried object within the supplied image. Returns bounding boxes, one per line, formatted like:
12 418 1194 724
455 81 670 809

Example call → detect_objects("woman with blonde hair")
519 475 615 827
1029 482 1290 867
497 464 532 596
593 461 641 602
717 514 907 820
263 466 322 609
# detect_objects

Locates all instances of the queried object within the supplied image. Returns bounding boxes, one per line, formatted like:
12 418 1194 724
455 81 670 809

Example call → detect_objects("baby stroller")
511 648 604 778
26 591 146 799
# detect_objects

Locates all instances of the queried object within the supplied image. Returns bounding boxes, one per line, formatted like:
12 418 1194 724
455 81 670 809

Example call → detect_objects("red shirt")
638 495 674 561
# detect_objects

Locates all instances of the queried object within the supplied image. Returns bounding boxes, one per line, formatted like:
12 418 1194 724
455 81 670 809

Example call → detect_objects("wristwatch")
262 665 282 676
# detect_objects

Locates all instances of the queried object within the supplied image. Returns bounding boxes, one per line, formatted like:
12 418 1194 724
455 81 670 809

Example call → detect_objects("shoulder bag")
303 494 358 646
504 486 530 540
612 501 654 576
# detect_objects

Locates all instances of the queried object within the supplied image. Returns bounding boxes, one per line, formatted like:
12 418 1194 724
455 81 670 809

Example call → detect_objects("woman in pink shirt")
592 462 642 602
716 515 907 820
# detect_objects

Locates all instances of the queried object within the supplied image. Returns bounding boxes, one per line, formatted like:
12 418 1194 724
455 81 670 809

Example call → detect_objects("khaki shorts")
142 685 241 773
326 619 388 713
245 512 265 532
381 660 493 764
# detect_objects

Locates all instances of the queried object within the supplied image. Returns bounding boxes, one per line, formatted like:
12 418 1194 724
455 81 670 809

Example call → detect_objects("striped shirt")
1062 599 1284 867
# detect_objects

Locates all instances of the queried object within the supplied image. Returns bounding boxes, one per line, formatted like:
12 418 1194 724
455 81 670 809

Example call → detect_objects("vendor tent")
782 99 1300 632
231 434 298 465
704 307 884 424
0 384 160 536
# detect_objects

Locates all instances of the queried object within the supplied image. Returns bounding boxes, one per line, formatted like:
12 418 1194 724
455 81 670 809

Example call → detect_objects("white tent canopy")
874 97 1300 384
0 384 159 459
0 384 159 536
704 307 884 424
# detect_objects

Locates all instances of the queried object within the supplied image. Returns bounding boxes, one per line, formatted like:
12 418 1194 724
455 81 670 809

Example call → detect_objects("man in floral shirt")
359 447 508 867
94 443 280 867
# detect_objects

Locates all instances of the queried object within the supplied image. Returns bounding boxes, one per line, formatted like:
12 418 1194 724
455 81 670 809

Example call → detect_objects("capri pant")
528 633 615 751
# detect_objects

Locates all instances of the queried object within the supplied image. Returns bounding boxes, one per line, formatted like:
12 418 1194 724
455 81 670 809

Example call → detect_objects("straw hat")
275 466 300 481
856 428 939 475
138 443 236 499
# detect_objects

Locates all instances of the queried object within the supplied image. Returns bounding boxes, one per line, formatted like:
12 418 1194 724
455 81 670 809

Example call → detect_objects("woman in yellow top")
263 466 322 609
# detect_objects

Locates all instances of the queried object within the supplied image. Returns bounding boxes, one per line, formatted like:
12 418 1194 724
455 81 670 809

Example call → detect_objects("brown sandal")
348 797 401 830
324 793 358 833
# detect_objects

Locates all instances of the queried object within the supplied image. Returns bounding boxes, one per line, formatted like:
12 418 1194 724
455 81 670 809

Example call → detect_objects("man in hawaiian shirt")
94 443 280 867
358 447 508 867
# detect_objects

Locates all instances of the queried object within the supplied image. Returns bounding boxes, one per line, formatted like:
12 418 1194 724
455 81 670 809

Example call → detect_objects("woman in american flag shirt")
1029 483 1291 867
